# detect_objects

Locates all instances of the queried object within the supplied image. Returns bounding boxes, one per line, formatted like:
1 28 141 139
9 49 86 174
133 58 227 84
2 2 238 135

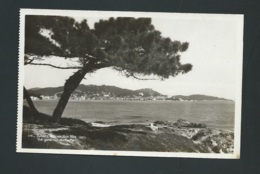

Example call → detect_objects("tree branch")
24 58 35 65
112 67 163 81
29 63 82 69
129 73 163 81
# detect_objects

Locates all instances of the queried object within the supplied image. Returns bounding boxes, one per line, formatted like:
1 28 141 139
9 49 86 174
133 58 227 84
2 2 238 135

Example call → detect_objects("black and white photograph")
17 9 243 158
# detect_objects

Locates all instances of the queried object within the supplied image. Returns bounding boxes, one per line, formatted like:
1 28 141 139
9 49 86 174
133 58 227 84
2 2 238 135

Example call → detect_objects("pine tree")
25 15 192 123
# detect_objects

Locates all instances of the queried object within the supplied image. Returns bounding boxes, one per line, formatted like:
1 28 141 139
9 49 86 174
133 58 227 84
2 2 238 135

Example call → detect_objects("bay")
33 100 234 130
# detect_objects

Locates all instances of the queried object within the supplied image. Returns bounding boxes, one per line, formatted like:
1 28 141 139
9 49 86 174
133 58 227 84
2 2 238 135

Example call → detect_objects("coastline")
22 111 234 153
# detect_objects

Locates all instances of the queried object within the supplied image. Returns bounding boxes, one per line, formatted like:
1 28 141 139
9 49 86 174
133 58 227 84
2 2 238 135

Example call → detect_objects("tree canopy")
25 15 192 79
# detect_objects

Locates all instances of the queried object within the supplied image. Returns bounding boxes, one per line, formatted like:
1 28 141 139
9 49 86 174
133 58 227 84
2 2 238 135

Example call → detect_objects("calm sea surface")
34 100 235 130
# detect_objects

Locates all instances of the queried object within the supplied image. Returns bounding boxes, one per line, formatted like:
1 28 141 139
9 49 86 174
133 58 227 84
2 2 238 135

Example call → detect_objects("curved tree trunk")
24 87 39 117
52 68 89 123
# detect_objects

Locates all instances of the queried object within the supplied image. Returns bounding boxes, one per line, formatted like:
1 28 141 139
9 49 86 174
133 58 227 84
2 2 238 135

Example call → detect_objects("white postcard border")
17 8 244 159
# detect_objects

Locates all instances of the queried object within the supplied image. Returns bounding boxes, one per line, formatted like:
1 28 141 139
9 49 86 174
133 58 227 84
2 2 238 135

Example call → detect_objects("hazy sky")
24 12 243 100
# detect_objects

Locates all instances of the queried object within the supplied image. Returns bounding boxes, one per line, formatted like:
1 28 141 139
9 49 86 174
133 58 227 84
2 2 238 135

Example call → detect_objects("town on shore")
31 94 192 101
30 93 230 102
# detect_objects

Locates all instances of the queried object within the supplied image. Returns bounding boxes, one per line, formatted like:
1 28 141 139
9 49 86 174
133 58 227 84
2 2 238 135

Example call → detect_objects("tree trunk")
24 87 39 116
52 68 89 123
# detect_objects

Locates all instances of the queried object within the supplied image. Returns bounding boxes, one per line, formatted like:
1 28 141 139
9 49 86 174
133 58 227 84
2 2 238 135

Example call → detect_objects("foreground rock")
22 118 234 153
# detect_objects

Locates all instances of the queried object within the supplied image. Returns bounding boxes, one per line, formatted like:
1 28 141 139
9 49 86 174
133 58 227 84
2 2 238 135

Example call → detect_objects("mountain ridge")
28 84 232 101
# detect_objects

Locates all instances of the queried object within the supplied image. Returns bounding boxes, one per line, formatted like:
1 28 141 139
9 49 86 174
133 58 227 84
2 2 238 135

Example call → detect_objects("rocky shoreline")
22 115 234 153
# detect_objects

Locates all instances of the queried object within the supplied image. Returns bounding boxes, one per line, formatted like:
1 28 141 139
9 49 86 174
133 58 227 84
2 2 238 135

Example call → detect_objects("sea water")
33 100 234 130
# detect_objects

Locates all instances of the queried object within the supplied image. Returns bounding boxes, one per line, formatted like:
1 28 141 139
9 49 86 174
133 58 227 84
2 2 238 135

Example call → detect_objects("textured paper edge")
16 8 244 159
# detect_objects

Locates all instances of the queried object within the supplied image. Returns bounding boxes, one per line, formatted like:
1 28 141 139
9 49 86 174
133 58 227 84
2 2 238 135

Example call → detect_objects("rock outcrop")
22 118 234 153
173 119 207 128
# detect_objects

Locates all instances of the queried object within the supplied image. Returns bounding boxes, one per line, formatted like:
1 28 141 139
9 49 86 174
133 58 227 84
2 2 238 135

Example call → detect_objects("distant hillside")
135 88 162 97
28 85 164 98
28 86 64 97
170 94 231 101
28 85 231 101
